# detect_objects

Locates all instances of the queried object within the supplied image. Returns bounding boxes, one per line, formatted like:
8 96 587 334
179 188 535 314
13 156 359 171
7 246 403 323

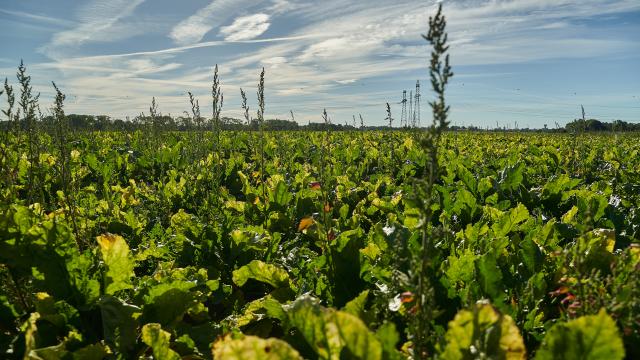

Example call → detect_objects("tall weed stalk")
52 82 80 246
256 68 267 224
211 64 223 151
188 91 202 159
1 79 17 201
320 108 336 300
17 61 42 205
411 4 453 358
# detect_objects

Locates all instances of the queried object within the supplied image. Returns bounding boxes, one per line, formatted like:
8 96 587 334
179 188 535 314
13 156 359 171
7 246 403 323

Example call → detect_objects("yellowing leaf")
403 136 414 149
213 334 303 360
96 233 134 294
593 228 616 253
23 312 40 357
360 242 381 260
298 217 314 231
232 260 291 289
562 205 579 224
630 244 640 266
225 200 246 212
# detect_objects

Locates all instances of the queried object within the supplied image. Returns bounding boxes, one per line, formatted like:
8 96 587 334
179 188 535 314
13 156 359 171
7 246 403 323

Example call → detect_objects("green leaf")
342 290 369 319
1 208 94 303
561 205 579 224
141 323 181 360
213 334 303 359
232 260 291 289
270 180 292 208
403 207 421 229
519 237 544 274
99 295 140 353
142 280 196 326
493 203 530 237
440 303 526 360
535 309 624 360
476 253 504 302
0 295 18 324
286 295 383 360
454 188 478 217
375 322 401 360
477 176 493 197
96 233 134 294
68 343 110 359
334 311 383 359
286 297 341 359
445 249 477 300
499 162 525 191
457 163 477 193
66 252 101 306
229 295 287 327
29 339 110 360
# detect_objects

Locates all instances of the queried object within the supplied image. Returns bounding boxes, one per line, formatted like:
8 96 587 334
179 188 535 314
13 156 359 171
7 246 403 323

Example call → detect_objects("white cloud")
169 0 259 45
40 0 146 59
220 13 271 41
261 56 288 68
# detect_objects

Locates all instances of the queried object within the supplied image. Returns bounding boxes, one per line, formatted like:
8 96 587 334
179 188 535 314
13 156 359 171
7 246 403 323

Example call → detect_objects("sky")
0 0 639 128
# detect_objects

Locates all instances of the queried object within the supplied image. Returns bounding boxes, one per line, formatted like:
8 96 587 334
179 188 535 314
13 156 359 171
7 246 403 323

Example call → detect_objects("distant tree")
264 119 299 130
564 118 640 132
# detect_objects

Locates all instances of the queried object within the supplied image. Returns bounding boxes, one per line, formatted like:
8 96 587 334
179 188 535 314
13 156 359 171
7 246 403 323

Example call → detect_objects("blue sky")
1 0 639 128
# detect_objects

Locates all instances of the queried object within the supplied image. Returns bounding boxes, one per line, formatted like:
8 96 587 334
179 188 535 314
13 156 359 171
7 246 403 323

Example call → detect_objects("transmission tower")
399 90 407 127
414 80 421 127
408 90 413 127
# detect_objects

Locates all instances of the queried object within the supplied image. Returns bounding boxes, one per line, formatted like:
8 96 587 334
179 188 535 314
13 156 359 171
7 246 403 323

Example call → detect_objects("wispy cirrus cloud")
41 0 146 58
169 0 260 45
0 8 75 27
266 0 304 14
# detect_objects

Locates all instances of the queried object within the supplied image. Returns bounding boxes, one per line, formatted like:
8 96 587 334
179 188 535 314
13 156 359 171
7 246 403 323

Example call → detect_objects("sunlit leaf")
535 309 624 360
141 323 180 360
213 334 303 359
286 295 385 360
96 233 134 294
440 302 526 360
593 228 616 253
298 217 315 231
232 260 291 289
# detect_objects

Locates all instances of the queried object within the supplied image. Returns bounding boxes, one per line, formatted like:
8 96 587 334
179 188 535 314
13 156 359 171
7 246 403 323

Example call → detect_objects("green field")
1 129 639 359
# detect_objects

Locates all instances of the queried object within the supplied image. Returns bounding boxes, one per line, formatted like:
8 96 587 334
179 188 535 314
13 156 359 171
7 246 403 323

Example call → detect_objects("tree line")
1 113 638 132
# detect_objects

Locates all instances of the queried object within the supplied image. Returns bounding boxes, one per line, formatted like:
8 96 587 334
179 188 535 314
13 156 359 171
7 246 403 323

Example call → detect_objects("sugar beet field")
1 5 639 360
